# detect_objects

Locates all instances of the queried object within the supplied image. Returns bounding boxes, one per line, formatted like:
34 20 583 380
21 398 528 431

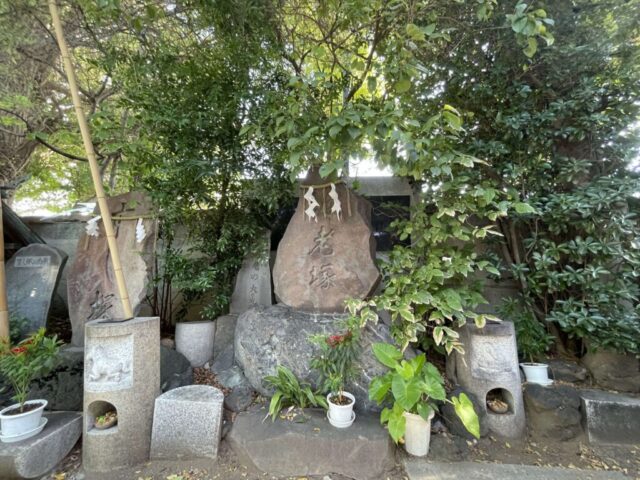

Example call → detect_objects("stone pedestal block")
150 385 224 460
228 406 394 480
0 412 81 480
580 390 640 445
175 320 215 367
447 321 525 438
83 317 160 473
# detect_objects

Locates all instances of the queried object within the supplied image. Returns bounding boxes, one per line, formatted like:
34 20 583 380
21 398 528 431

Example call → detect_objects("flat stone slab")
151 385 224 460
0 411 81 479
404 460 627 480
227 405 394 480
580 390 640 445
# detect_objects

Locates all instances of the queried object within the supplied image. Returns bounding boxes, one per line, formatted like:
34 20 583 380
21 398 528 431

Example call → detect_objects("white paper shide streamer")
135 218 146 244
304 186 319 222
329 183 342 221
85 216 101 237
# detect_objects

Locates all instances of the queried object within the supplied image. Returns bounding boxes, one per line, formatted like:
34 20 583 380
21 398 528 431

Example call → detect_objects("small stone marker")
67 192 156 346
6 244 67 337
151 385 224 460
230 232 272 314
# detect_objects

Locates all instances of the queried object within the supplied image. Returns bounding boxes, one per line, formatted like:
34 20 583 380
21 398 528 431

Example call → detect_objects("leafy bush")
0 328 62 411
500 298 554 362
263 366 327 421
369 343 479 443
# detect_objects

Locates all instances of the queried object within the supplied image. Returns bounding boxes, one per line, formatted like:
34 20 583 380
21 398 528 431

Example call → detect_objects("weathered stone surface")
213 314 237 362
228 405 394 480
235 305 399 411
582 351 640 393
83 317 160 473
447 321 526 438
441 387 489 439
6 244 67 337
150 385 224 460
0 411 81 480
273 183 380 312
230 232 272 314
403 459 627 480
580 390 640 445
217 366 255 412
548 359 588 384
212 344 235 373
160 345 193 392
28 347 84 411
67 192 157 346
175 320 215 367
523 384 582 440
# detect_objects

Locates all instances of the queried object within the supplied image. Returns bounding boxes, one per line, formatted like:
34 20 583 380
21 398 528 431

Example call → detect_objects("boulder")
28 347 84 411
235 304 400 411
160 345 193 392
523 384 582 440
216 366 255 412
272 182 380 313
228 405 394 480
441 387 489 439
582 350 640 393
548 359 588 384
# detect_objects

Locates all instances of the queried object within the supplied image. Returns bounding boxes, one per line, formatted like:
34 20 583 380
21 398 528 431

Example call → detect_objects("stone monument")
272 175 379 312
83 317 160 473
236 170 390 410
67 192 157 346
6 244 67 337
230 231 272 314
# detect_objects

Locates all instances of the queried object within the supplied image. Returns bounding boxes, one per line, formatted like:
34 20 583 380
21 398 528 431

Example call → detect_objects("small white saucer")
327 410 356 428
531 379 554 386
1 417 48 443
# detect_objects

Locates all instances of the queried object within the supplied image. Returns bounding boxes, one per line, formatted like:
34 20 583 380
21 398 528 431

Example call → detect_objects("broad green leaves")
452 394 480 439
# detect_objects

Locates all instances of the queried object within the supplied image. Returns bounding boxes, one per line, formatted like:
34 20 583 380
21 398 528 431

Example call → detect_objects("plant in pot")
264 365 327 421
369 343 479 457
0 328 62 442
310 325 361 428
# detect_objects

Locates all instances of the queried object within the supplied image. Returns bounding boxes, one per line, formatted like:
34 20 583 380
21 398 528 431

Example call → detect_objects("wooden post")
48 0 133 319
0 194 9 341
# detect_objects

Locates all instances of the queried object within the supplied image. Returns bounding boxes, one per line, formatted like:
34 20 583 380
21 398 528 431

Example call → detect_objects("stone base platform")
227 405 394 480
0 411 81 479
580 390 640 445
403 460 627 480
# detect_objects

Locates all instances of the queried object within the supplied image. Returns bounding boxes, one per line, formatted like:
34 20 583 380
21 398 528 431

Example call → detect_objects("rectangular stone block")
151 385 224 460
580 390 640 445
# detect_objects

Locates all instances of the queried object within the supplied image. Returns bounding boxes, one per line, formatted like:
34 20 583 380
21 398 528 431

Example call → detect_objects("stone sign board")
6 243 67 337
230 232 272 314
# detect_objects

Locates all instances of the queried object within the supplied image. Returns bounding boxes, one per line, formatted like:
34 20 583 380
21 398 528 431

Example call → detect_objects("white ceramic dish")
327 410 356 428
0 417 48 443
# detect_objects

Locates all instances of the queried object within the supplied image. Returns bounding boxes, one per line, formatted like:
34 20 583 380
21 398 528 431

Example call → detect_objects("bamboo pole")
48 0 133 319
0 195 9 341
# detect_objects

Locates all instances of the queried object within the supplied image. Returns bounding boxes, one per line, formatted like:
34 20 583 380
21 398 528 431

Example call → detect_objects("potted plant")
369 343 479 456
175 319 216 367
264 365 327 421
310 326 360 428
0 328 61 442
520 362 551 385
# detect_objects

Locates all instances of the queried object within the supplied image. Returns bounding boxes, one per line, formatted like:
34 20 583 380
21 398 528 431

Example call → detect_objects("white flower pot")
403 410 434 457
520 362 552 385
327 392 355 428
0 399 47 440
175 321 216 367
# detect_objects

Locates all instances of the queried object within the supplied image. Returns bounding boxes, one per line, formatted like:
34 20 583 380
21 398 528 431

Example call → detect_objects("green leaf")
395 78 412 93
368 376 392 404
392 376 421 411
514 202 536 214
523 37 538 58
367 76 377 93
416 402 434 422
387 403 406 443
452 393 480 439
371 343 402 369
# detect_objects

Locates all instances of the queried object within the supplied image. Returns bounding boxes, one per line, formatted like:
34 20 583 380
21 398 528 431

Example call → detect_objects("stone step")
404 460 627 480
580 390 640 445
227 405 394 480
0 411 81 479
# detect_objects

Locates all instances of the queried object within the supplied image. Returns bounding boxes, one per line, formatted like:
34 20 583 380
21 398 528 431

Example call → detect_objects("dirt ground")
40 429 639 480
